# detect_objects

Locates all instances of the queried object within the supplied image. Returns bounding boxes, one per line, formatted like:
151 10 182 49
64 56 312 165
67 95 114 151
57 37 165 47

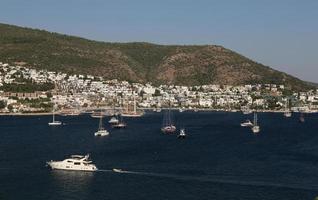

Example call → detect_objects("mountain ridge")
0 23 312 90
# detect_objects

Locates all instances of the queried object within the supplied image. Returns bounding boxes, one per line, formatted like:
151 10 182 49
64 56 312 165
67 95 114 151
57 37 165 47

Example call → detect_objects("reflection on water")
50 170 94 199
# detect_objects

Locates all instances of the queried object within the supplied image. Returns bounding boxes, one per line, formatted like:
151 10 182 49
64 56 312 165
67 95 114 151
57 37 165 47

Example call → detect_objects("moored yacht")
161 108 176 134
112 115 127 128
108 116 119 124
46 154 98 172
283 99 292 118
251 112 260 134
95 116 109 137
48 106 62 126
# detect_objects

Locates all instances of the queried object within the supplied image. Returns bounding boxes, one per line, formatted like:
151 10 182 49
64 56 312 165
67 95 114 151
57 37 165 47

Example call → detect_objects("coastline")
0 109 316 116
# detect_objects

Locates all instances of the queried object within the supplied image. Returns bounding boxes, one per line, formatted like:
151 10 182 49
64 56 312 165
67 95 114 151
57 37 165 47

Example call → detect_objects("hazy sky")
1 0 317 82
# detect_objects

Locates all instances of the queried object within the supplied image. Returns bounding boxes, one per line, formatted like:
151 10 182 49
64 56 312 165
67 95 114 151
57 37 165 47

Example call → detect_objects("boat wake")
97 169 318 191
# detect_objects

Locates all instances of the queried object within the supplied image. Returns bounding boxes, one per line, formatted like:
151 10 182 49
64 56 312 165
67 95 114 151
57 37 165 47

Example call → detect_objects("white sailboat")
251 112 260 133
95 116 109 137
283 99 292 118
48 105 62 126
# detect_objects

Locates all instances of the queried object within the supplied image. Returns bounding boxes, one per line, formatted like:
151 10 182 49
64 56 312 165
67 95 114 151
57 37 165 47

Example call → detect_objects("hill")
0 23 312 90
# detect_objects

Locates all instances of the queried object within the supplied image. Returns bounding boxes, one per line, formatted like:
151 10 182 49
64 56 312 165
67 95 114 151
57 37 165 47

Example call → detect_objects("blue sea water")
1 111 318 200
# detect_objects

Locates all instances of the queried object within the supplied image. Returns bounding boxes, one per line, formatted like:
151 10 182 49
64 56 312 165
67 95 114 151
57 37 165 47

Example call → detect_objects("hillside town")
0 62 318 114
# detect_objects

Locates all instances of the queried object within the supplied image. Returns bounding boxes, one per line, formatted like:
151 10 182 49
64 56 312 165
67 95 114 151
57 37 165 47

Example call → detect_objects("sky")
0 0 317 82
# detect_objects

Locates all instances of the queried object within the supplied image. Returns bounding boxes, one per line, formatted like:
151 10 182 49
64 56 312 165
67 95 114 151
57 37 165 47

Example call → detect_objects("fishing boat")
48 105 62 126
94 116 109 137
251 112 260 134
240 119 253 127
178 128 186 139
161 108 176 134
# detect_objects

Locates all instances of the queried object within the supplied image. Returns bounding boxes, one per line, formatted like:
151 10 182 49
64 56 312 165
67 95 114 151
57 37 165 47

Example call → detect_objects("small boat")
48 106 62 126
91 110 106 118
112 115 127 128
46 154 98 172
283 111 292 118
241 119 253 127
179 108 184 113
251 112 260 134
95 116 109 137
108 116 119 124
113 168 123 173
178 128 186 139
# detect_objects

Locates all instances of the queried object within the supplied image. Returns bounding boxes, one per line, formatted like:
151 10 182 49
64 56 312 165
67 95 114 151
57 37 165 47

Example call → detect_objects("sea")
1 111 318 200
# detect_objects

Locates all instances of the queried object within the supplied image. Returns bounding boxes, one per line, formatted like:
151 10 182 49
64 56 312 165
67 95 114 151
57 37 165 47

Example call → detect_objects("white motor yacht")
48 105 62 126
47 154 98 172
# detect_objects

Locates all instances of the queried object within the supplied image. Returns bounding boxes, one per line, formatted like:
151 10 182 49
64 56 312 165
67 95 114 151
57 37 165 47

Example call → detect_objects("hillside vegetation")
0 23 312 90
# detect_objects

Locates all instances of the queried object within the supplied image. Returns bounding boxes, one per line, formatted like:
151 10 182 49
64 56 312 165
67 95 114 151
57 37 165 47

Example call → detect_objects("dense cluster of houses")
0 62 318 113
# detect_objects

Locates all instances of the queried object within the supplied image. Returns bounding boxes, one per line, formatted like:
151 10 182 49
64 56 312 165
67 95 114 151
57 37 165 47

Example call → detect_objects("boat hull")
47 161 97 172
48 121 62 126
161 126 176 134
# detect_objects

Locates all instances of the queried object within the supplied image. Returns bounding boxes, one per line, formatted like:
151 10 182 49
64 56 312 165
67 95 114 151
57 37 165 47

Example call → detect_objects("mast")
98 116 103 130
52 105 55 122
254 112 257 126
133 92 137 114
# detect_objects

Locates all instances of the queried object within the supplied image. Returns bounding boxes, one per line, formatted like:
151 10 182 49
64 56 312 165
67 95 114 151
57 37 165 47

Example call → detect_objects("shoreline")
0 109 317 116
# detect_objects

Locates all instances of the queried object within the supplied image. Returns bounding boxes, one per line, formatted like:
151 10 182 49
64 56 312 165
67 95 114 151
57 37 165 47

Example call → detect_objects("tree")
0 100 6 109
153 89 161 97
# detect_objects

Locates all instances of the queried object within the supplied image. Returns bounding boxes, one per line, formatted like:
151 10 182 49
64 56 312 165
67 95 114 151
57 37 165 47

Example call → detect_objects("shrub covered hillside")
0 23 312 90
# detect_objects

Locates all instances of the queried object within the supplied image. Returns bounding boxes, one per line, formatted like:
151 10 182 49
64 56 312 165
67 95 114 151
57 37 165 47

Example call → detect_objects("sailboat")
95 116 109 136
112 115 127 128
251 112 260 134
283 99 292 118
161 108 176 134
48 105 62 126
121 92 144 117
